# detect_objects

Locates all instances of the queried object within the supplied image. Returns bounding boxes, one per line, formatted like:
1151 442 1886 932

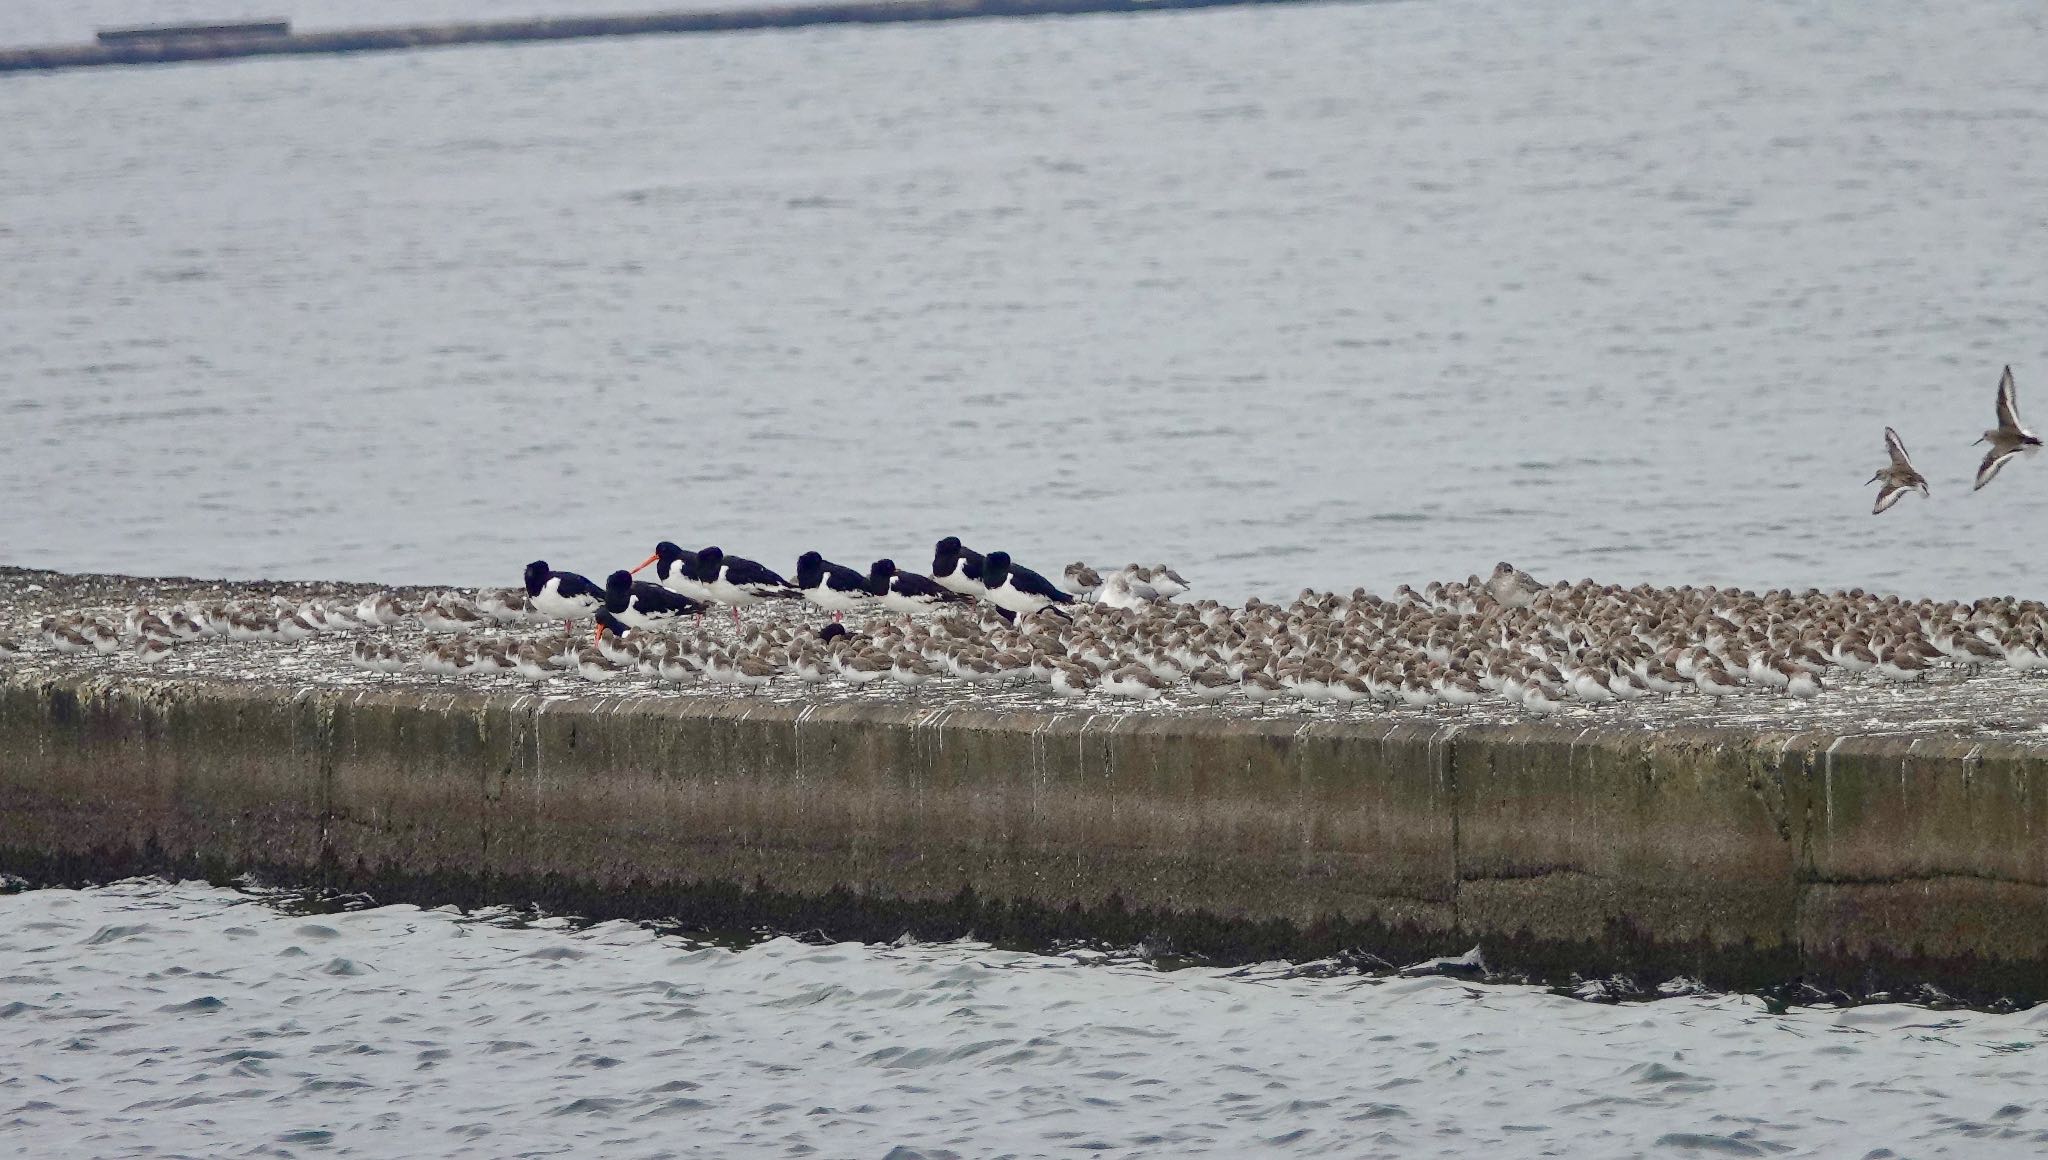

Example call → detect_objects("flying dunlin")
1867 427 1929 514
1973 365 2040 491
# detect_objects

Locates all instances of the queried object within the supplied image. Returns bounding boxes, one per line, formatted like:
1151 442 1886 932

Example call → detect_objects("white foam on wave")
2 880 2046 1157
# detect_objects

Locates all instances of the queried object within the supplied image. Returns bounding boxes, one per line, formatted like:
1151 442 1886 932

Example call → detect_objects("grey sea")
5 879 2048 1159
5 1 2048 1155
2 0 2045 599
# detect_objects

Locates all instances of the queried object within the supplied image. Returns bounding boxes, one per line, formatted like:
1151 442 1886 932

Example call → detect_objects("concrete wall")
4 669 2046 1000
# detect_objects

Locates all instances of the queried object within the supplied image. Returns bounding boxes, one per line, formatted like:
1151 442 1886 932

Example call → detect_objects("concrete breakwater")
4 666 2046 1002
0 0 1346 74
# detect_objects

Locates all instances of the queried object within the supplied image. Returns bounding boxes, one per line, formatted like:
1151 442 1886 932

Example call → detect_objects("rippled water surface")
8 14 2048 1151
3 880 2044 1158
2 1 2046 601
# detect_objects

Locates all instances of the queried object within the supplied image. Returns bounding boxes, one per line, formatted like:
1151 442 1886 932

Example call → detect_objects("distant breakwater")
0 0 1359 74
4 667 2047 1004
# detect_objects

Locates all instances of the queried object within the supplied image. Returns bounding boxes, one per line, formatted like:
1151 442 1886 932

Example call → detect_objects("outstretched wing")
1884 426 1914 471
1996 365 2024 434
1872 482 1908 515
1975 444 2020 491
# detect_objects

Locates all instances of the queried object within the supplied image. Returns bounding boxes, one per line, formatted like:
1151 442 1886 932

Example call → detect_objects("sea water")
1 0 2045 598
4 880 2044 1158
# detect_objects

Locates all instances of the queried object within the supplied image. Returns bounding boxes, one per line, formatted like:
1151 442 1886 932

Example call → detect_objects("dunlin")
355 592 406 628
513 644 554 682
477 588 533 624
1185 667 1235 700
733 656 780 689
1101 664 1168 701
1868 427 1931 513
1973 365 2041 491
1049 661 1098 697
575 649 624 682
1485 562 1542 609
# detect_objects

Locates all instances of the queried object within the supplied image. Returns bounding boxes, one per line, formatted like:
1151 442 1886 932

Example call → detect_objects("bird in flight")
1868 426 1929 514
1972 364 2040 491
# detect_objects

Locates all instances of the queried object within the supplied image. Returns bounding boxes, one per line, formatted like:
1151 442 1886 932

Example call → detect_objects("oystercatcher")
795 551 875 621
524 560 604 633
867 558 966 618
978 551 1074 616
931 536 988 599
689 546 801 621
604 569 706 634
629 541 715 603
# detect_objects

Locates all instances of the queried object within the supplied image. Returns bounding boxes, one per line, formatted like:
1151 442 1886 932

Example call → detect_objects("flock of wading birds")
4 366 2041 713
9 532 2048 716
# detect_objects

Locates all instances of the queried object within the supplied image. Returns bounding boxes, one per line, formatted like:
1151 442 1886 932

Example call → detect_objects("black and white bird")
867 558 966 617
794 551 876 621
931 536 988 599
631 541 715 603
605 569 706 631
1973 365 2041 491
524 560 604 632
979 551 1074 616
690 546 801 620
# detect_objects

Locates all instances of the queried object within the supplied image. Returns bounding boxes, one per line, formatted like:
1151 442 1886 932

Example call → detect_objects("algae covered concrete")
3 668 2046 999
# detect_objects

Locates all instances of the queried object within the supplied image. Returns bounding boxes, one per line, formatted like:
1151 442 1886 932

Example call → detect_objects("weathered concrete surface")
0 0 1360 74
3 669 2047 1000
